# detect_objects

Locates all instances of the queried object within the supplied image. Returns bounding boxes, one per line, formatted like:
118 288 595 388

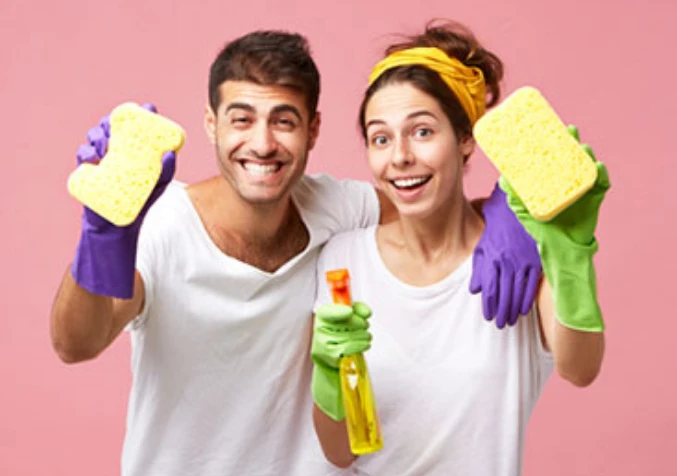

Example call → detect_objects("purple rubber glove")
71 103 176 299
470 182 542 328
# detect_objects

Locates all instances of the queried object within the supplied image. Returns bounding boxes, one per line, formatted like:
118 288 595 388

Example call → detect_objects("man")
51 30 539 475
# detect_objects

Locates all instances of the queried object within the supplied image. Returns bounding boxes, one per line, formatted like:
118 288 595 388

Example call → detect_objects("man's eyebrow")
270 104 303 122
225 102 256 114
366 110 438 129
224 103 304 122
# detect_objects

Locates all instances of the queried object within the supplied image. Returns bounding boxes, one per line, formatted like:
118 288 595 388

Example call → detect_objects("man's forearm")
50 268 141 363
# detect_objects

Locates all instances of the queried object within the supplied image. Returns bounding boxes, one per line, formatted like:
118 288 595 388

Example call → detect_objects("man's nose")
249 122 278 159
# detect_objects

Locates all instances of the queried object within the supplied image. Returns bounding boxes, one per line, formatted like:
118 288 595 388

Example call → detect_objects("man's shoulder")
143 180 190 230
293 174 373 208
296 173 366 193
157 179 187 201
292 174 380 239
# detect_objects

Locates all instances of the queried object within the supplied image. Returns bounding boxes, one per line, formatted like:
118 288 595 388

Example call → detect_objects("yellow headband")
368 47 486 125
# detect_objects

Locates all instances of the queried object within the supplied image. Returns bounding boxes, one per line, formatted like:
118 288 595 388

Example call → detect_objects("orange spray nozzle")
326 268 352 305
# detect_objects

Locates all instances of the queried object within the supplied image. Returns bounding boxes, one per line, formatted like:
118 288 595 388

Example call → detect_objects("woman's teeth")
392 176 430 189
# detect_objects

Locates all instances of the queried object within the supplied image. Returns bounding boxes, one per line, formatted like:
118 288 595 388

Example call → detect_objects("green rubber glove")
498 125 610 332
311 302 372 421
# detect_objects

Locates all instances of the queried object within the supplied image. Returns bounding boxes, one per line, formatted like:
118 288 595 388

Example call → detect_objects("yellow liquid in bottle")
340 353 383 455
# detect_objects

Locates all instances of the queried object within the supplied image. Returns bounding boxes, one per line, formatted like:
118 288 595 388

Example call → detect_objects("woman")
310 20 608 475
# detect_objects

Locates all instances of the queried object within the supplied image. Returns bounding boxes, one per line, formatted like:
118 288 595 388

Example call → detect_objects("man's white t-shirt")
315 227 554 476
121 174 379 476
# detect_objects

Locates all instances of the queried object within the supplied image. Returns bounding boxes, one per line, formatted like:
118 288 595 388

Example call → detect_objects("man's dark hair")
209 30 321 119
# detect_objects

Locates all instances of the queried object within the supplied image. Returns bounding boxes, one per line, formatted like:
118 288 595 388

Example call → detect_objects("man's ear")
307 111 321 150
204 104 217 145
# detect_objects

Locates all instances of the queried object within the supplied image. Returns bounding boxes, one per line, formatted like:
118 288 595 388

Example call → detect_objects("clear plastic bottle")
326 269 383 455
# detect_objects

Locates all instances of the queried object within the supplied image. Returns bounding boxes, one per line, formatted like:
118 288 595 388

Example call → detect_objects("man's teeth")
243 162 280 176
392 177 429 189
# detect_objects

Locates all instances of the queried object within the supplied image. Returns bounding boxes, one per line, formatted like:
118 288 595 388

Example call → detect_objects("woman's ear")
461 134 476 163
460 134 476 157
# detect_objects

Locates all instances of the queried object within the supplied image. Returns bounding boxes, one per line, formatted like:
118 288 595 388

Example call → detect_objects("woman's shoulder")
324 225 375 251
318 225 378 269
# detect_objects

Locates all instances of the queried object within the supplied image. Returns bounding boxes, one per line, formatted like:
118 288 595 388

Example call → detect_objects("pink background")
1 0 674 474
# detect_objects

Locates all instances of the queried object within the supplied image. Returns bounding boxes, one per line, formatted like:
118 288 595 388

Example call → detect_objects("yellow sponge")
473 86 598 222
68 102 185 226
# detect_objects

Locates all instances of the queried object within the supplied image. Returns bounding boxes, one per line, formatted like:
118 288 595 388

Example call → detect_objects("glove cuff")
312 363 345 421
540 238 604 332
71 225 139 299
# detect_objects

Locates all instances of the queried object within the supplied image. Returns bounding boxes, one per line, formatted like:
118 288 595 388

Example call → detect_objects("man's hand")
470 183 542 328
71 103 176 299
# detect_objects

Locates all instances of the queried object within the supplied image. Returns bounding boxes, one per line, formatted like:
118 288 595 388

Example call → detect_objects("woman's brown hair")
359 20 504 160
